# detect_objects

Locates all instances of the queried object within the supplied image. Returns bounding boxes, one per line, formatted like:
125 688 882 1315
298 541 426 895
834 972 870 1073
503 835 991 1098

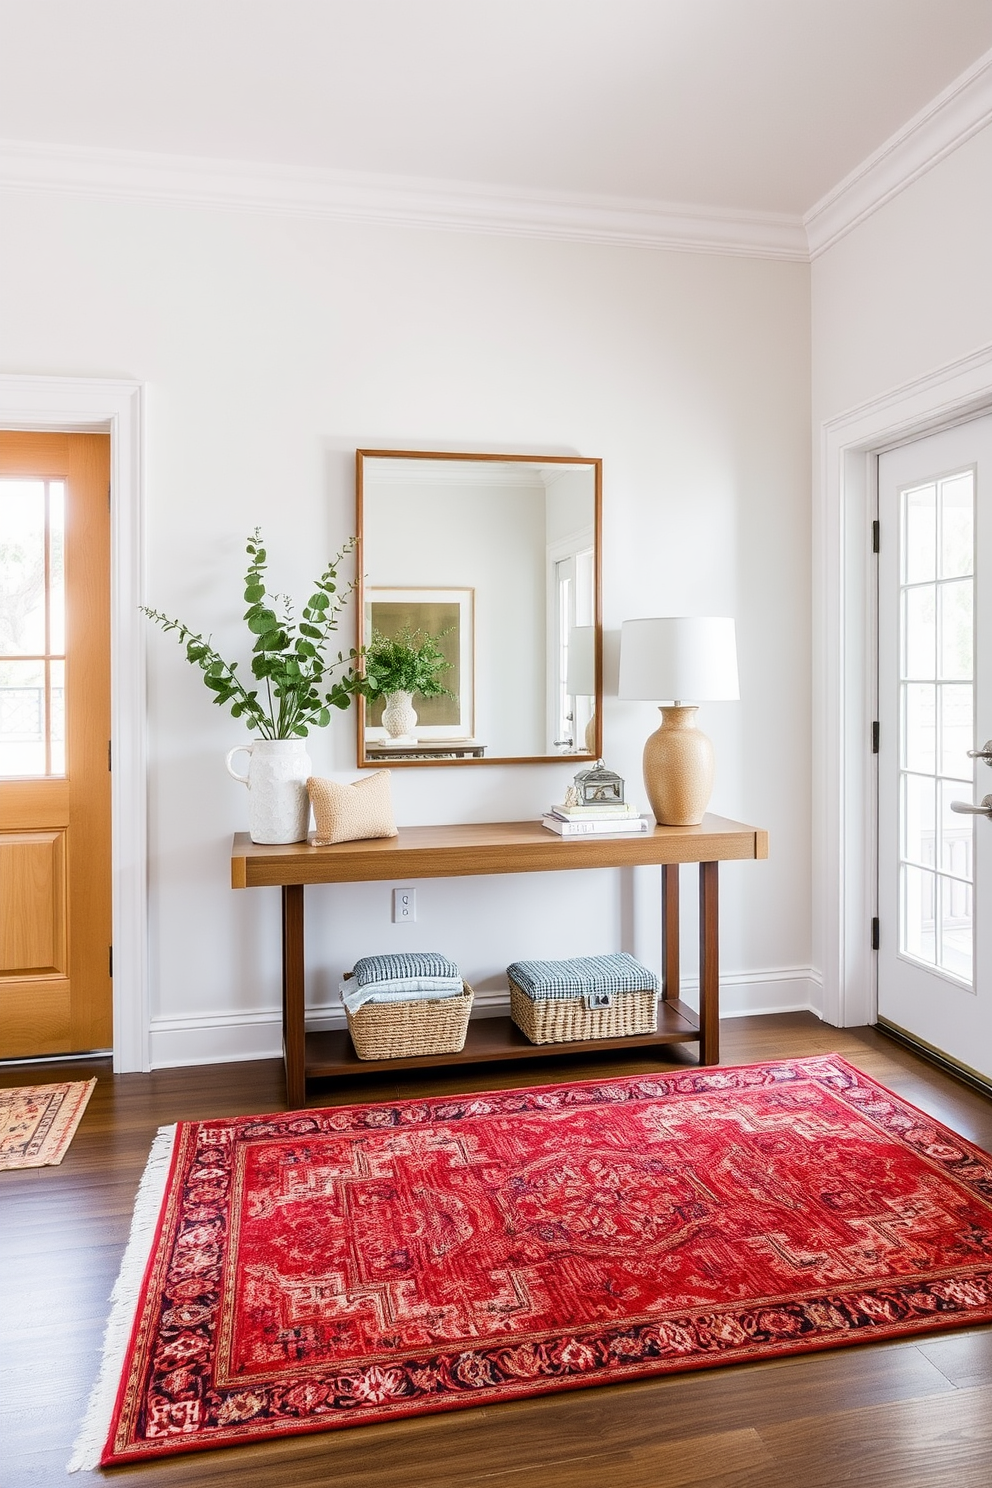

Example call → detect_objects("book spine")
542 816 648 836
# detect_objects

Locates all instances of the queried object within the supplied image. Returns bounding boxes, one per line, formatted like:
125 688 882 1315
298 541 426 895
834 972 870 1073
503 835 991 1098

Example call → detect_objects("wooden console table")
231 815 768 1109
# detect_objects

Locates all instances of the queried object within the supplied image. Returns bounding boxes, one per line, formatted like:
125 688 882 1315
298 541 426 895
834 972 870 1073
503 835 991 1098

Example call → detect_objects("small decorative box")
506 952 659 1045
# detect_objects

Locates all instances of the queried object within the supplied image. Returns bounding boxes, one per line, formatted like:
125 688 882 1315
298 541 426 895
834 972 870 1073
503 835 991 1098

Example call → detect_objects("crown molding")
805 45 992 259
0 137 808 261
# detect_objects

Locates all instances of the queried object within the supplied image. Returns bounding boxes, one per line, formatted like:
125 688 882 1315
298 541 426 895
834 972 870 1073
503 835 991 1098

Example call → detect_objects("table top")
232 815 768 888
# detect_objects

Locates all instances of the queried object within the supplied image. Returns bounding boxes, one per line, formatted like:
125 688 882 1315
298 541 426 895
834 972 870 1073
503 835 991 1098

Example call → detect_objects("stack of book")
541 802 650 836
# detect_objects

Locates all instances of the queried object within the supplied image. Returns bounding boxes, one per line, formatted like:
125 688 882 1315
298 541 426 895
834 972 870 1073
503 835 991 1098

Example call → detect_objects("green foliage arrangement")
363 626 453 702
143 530 366 738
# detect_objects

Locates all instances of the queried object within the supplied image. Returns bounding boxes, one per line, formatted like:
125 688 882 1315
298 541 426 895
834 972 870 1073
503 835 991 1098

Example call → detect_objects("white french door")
877 417 992 1079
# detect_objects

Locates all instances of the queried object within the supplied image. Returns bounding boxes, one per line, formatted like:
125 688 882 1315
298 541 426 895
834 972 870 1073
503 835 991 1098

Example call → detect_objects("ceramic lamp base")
642 705 714 826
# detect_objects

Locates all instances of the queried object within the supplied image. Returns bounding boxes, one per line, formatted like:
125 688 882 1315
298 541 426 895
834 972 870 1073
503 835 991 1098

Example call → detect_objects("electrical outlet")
392 887 416 923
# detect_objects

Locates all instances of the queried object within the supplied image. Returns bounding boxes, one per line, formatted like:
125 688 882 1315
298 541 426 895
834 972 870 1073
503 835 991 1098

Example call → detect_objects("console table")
231 815 768 1108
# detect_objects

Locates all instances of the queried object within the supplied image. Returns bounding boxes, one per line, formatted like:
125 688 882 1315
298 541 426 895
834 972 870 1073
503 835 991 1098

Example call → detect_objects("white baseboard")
149 967 822 1068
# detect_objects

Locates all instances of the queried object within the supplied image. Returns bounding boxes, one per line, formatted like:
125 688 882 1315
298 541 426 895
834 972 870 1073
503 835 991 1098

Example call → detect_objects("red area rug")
83 1056 992 1466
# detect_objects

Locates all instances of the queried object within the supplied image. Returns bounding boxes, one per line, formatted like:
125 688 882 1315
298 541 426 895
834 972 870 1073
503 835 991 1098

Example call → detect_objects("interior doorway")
0 431 112 1056
876 416 992 1080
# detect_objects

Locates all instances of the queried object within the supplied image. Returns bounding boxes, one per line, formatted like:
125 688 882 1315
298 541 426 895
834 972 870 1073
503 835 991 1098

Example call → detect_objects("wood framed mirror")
356 450 602 767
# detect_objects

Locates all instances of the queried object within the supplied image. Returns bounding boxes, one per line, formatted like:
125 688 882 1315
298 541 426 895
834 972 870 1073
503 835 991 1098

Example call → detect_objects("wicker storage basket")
345 982 474 1060
509 977 658 1045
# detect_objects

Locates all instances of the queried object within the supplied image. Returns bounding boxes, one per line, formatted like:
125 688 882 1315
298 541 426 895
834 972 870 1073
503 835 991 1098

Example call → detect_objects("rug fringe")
67 1123 178 1473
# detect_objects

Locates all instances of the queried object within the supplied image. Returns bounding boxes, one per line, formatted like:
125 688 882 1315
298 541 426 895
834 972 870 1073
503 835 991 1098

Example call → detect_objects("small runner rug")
0 1079 96 1171
73 1056 992 1468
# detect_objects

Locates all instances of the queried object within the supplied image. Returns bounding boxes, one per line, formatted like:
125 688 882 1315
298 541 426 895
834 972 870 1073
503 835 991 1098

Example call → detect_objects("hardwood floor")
4 1013 992 1487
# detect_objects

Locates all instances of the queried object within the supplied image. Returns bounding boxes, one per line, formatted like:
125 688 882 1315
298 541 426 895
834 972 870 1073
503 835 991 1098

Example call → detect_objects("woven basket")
509 977 658 1045
345 983 474 1060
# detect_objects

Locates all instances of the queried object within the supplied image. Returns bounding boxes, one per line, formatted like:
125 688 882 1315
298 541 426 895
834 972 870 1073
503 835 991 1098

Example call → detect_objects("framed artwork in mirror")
356 449 602 767
364 587 475 741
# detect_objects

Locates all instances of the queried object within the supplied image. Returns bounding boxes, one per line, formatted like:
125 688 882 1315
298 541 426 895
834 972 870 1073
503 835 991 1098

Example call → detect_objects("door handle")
967 739 992 766
951 794 992 819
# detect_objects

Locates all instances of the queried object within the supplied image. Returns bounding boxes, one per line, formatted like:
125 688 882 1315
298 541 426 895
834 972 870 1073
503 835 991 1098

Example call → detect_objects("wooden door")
0 432 112 1056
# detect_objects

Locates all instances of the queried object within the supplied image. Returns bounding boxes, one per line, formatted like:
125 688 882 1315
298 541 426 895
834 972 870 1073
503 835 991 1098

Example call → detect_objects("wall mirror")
356 450 602 767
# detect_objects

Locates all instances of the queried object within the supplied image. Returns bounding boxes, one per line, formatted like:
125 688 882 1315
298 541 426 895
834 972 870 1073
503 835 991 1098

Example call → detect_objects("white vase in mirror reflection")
382 690 418 742
225 739 313 844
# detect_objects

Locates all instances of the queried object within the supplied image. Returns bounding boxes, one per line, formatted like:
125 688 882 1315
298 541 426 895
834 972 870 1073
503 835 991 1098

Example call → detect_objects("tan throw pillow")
307 772 398 846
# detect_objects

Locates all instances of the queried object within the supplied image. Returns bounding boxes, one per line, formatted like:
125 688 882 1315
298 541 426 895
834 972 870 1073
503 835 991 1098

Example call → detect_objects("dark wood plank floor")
4 1013 992 1487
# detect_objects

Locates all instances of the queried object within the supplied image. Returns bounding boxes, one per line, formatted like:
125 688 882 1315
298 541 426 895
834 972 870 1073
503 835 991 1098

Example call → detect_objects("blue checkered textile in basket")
352 952 460 987
506 953 658 1004
343 951 464 1014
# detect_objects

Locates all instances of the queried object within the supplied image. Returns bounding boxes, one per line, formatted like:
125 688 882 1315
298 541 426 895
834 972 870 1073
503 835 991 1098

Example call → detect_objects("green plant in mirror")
363 626 453 702
143 529 367 737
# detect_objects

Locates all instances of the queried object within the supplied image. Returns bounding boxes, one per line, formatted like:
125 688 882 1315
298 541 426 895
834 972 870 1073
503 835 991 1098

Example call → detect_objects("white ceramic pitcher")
225 738 313 844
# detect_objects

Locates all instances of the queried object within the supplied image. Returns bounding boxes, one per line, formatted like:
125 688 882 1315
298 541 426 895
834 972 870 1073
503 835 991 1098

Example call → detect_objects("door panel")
877 417 991 1079
0 830 67 972
0 432 111 1057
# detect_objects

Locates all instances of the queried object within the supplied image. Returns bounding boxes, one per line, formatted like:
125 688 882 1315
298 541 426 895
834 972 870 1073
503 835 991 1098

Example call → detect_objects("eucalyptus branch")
142 530 367 739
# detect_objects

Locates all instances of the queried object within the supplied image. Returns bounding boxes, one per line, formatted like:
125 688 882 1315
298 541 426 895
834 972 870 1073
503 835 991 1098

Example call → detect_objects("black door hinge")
108 739 112 772
108 946 114 978
872 520 880 553
872 721 880 754
871 917 880 951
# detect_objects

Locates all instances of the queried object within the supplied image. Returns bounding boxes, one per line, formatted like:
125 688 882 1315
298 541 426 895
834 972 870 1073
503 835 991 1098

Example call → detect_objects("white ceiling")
1 0 991 218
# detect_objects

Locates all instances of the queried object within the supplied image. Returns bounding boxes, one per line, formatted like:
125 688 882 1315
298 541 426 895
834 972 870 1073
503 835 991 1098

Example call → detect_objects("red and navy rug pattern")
103 1056 992 1463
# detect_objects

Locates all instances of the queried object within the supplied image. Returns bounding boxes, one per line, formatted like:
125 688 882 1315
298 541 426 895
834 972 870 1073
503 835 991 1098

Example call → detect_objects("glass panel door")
877 418 991 1081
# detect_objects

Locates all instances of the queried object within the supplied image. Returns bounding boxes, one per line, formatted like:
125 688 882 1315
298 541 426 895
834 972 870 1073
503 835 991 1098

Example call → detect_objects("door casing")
816 344 992 1029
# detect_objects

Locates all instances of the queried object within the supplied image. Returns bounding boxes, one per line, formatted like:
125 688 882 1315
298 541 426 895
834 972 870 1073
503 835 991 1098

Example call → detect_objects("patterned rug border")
69 1123 179 1473
73 1055 992 1469
0 1078 97 1170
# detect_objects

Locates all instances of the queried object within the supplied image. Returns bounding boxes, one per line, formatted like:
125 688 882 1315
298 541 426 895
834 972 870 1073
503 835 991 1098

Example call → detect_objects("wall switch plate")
392 887 417 923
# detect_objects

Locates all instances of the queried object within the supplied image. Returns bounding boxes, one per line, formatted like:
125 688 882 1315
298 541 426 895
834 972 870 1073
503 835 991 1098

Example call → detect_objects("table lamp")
618 617 739 825
565 625 597 753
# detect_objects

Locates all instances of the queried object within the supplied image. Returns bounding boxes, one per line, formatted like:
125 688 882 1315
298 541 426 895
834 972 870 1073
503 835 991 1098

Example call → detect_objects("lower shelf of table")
305 998 701 1079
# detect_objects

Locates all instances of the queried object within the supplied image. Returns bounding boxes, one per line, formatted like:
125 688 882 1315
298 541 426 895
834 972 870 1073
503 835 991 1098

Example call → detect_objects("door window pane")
903 586 936 678
904 684 936 773
940 472 974 578
49 482 65 654
0 478 66 777
940 580 973 680
902 864 936 965
903 484 936 584
902 773 935 868
940 874 973 983
0 480 46 655
939 684 973 780
50 657 65 775
0 657 46 775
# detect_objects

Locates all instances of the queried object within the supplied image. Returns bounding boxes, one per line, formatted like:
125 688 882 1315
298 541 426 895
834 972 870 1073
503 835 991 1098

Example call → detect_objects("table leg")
698 861 719 1064
661 863 679 1002
281 885 306 1109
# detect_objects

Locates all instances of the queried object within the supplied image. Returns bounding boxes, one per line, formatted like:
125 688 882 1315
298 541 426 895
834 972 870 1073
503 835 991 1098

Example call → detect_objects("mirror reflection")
356 451 601 766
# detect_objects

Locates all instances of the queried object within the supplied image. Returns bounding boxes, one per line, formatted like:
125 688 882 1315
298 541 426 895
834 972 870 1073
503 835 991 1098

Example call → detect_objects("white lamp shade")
565 626 596 696
618 617 739 702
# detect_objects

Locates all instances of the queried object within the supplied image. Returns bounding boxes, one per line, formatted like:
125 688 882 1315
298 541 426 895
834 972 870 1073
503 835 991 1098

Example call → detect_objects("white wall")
0 186 813 1065
812 124 992 419
811 120 992 993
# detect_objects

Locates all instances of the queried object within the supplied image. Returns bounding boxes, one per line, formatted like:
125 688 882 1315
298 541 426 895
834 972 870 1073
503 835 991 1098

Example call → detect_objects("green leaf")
247 608 278 634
